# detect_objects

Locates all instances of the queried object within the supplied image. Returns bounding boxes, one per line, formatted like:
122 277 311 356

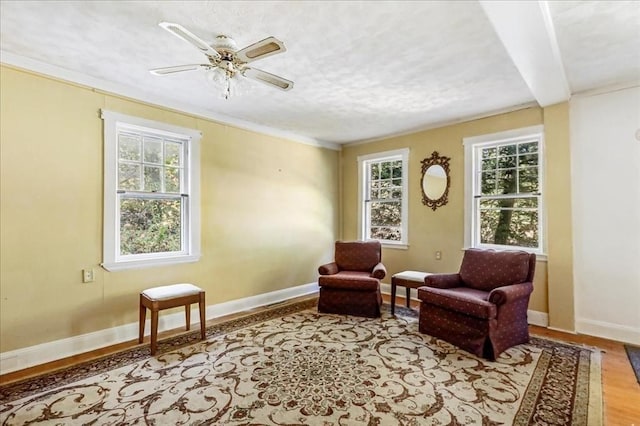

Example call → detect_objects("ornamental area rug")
0 300 602 425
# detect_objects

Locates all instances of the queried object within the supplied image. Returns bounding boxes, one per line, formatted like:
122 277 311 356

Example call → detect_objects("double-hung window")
101 110 201 271
358 148 409 247
464 125 545 254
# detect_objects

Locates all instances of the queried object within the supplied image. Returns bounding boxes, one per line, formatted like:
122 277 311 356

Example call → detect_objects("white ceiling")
1 1 638 147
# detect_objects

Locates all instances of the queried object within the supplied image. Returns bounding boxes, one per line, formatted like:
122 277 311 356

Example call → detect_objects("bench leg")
199 292 206 340
185 304 191 331
391 279 397 316
406 287 411 308
150 309 159 355
138 296 146 344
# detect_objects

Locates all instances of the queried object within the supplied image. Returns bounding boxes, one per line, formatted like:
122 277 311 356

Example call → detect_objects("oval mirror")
421 151 451 210
422 165 447 200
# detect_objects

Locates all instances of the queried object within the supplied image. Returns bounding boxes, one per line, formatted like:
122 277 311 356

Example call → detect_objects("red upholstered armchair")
317 241 386 318
417 248 536 360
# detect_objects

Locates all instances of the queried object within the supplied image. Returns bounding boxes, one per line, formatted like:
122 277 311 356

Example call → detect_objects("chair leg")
138 296 146 344
185 304 191 331
150 309 159 355
199 292 206 340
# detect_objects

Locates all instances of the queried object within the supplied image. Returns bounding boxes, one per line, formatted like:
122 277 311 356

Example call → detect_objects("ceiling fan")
150 22 293 99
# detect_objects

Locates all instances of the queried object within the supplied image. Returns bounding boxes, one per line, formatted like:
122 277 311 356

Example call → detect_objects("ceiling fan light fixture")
205 67 249 100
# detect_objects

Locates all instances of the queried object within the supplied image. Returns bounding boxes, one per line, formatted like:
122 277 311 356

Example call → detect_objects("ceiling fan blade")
149 64 205 75
159 22 221 59
235 37 286 63
243 67 293 91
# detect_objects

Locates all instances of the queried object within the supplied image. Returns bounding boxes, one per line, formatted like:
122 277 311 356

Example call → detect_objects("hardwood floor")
2 295 639 424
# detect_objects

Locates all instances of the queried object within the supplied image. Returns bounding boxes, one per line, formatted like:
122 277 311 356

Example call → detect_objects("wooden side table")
391 271 432 315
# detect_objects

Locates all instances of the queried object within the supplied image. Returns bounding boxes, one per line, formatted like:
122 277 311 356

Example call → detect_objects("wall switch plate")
82 269 95 283
435 251 442 260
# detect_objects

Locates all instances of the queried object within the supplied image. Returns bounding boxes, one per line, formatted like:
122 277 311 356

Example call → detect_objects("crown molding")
344 101 539 147
0 50 341 151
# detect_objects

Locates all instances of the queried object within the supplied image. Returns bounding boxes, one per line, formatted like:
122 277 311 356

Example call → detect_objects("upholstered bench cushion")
418 286 496 319
393 270 432 282
318 272 379 291
142 283 203 301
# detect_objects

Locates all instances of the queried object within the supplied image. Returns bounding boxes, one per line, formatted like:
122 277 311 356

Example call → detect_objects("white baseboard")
527 310 549 327
576 317 640 345
0 282 319 375
381 283 550 327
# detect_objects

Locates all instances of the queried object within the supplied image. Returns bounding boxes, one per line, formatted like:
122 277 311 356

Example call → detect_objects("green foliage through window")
117 132 185 256
476 140 540 249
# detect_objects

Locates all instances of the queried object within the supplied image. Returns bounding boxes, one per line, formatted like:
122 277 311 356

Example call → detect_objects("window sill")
382 243 409 250
102 254 201 272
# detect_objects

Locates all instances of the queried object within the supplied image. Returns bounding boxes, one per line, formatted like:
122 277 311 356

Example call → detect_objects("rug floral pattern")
0 302 601 425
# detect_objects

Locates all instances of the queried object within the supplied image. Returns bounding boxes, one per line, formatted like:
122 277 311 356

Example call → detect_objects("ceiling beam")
480 0 571 107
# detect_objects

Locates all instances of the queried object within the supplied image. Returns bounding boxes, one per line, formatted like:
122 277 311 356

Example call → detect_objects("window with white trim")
101 110 201 271
358 148 409 247
464 126 544 254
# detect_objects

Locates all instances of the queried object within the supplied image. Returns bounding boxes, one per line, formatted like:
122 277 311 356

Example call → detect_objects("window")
101 110 201 271
358 148 409 247
464 125 545 254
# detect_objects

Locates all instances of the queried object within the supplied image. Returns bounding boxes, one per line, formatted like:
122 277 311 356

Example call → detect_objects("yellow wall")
340 107 565 315
0 66 340 351
543 102 575 331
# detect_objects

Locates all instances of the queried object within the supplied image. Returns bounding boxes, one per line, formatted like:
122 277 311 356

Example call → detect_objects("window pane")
392 165 402 178
519 153 538 167
480 171 497 195
118 163 140 190
143 137 163 164
120 197 182 255
482 147 497 159
380 162 392 179
479 208 538 248
391 189 402 199
499 145 517 156
519 167 539 193
118 134 141 161
165 141 182 167
370 201 401 227
370 163 379 180
498 155 516 168
518 142 537 154
482 158 496 171
165 167 181 193
497 169 517 193
144 166 162 192
379 188 391 199
370 227 401 241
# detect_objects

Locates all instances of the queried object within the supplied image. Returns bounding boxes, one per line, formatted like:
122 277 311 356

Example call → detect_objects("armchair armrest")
318 262 339 275
424 273 462 289
371 262 386 279
488 282 533 305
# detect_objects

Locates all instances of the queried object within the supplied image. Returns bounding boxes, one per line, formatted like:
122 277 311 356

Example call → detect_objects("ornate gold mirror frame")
421 151 451 210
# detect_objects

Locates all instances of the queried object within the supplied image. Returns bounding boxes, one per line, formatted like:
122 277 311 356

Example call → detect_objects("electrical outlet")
82 269 95 283
435 251 442 260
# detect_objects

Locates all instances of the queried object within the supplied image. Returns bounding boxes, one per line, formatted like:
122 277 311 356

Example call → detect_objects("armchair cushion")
318 271 379 291
418 287 496 319
459 249 531 291
335 241 381 272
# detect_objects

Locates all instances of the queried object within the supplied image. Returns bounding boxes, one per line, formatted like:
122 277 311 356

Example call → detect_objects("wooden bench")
138 283 206 355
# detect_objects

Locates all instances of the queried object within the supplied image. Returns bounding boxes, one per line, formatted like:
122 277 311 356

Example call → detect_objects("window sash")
464 126 544 254
358 148 409 247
